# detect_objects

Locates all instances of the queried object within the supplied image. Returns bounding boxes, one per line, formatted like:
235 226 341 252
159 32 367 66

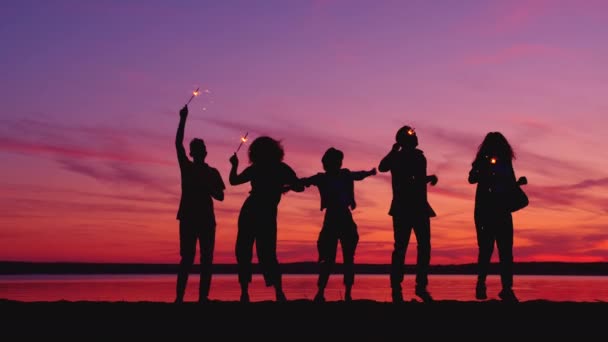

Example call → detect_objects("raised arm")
229 153 250 185
176 106 188 164
351 168 377 181
378 144 400 172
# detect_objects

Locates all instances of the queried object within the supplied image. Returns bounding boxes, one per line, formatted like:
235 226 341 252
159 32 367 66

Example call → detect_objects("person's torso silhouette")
470 156 516 216
310 169 357 212
386 147 429 216
177 158 224 226
243 162 297 206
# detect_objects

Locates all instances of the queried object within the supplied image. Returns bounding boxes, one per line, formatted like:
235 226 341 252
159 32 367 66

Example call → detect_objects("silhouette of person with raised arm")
468 132 527 303
298 147 376 302
174 105 225 303
229 136 304 303
379 126 438 303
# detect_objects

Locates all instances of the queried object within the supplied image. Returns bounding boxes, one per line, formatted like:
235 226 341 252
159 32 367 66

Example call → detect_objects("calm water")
1 274 607 302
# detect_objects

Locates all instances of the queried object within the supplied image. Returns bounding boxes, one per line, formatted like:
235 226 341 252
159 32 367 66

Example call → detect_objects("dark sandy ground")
1 299 606 339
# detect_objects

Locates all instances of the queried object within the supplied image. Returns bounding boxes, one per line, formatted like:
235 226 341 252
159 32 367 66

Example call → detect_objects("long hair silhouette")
474 131 515 162
248 136 284 165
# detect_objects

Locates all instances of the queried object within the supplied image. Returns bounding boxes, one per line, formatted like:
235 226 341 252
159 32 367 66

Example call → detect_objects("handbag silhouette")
508 184 529 212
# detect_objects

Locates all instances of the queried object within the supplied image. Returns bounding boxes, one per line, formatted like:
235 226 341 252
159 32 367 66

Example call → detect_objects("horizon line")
2 260 607 276
2 261 608 265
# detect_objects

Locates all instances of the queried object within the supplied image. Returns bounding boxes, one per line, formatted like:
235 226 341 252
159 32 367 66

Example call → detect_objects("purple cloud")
57 159 175 194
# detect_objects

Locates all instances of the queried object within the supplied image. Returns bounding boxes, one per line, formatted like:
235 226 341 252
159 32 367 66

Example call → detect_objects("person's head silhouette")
395 125 418 149
189 138 207 162
476 131 515 161
248 136 284 165
321 147 343 173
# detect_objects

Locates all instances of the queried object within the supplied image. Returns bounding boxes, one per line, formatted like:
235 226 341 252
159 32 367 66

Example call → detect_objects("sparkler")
235 132 249 153
490 157 497 165
185 87 200 106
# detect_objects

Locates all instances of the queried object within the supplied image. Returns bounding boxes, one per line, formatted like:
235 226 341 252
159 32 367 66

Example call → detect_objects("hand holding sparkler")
229 153 239 167
179 105 188 119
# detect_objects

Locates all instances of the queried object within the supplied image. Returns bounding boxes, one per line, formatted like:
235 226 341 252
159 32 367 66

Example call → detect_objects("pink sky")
0 0 607 264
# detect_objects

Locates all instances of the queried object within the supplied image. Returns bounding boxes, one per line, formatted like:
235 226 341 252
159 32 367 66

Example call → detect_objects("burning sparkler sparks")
185 87 200 106
235 132 249 153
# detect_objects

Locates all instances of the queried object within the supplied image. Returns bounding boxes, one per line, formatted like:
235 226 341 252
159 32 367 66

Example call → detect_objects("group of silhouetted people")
174 105 528 304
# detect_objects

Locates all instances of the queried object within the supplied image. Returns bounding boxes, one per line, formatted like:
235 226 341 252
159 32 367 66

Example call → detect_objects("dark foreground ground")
1 299 606 339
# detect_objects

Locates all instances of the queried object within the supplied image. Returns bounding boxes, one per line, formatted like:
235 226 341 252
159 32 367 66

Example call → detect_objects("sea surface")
1 274 607 302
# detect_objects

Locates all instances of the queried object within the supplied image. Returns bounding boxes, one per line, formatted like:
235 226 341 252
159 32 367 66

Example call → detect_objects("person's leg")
475 215 495 300
341 216 359 302
390 215 412 303
176 220 197 303
413 216 432 302
198 225 216 302
315 223 338 302
256 207 285 301
236 204 255 303
496 213 517 302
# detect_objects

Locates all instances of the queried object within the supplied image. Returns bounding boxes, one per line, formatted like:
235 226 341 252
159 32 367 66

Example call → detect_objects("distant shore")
1 261 607 275
1 299 606 338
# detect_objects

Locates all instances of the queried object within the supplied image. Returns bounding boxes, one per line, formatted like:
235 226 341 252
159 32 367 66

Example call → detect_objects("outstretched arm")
281 164 305 193
229 153 249 185
287 175 317 192
351 168 377 181
176 106 189 164
287 173 305 193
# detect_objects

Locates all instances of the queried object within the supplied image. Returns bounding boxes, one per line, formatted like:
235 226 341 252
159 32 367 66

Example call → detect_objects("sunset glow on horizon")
1 0 607 265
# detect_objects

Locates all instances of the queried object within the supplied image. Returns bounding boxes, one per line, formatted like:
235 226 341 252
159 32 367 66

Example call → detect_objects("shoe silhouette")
275 290 287 302
476 282 487 300
415 287 434 303
391 289 404 303
240 292 250 303
498 289 519 303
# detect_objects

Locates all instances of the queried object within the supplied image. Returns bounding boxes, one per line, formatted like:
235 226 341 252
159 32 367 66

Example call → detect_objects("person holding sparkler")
229 136 304 303
298 147 376 302
379 125 438 303
174 104 225 304
468 132 527 303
